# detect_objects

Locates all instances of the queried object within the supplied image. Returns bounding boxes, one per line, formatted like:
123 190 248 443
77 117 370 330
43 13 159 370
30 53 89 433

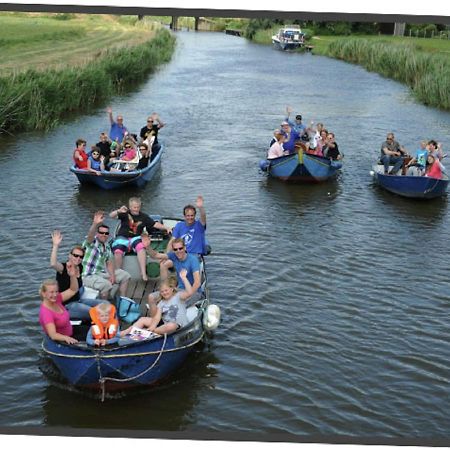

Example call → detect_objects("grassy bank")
0 13 176 133
317 37 450 110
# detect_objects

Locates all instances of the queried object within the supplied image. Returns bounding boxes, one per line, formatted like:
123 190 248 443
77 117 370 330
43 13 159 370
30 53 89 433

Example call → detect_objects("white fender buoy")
369 170 375 177
203 304 221 331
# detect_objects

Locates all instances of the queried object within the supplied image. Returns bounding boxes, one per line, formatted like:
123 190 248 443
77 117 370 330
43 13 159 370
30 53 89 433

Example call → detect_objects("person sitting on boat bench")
73 138 89 169
285 106 308 138
167 195 208 256
322 133 342 161
380 132 408 175
136 143 151 170
50 229 104 321
280 121 302 155
107 106 128 144
39 265 80 345
82 211 131 300
110 197 172 281
120 269 195 337
96 132 114 170
140 112 164 161
86 302 120 346
267 129 288 159
405 140 428 176
87 146 105 176
143 236 203 303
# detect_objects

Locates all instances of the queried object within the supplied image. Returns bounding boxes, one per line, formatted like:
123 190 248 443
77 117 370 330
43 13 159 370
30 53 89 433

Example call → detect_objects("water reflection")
41 346 219 430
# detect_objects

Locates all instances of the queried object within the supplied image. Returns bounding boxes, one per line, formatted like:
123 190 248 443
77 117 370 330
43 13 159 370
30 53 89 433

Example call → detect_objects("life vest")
89 304 119 340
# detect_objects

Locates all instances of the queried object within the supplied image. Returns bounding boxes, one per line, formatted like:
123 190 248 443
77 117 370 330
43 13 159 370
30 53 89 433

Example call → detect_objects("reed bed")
325 38 450 110
0 29 175 134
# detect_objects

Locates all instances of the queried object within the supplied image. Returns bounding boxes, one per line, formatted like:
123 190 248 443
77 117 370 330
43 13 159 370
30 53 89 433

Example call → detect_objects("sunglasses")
98 231 109 236
71 253 84 258
173 247 185 251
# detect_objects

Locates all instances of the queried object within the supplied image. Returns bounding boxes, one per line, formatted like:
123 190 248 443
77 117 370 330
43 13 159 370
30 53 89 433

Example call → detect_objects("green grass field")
0 13 163 74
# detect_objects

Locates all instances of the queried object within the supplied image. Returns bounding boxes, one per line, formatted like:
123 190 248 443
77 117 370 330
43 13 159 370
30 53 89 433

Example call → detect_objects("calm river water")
0 30 450 442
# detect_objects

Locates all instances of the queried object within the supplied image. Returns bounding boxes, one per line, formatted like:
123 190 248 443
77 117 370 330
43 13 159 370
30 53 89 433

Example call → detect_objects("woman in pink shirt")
39 263 80 344
425 154 443 179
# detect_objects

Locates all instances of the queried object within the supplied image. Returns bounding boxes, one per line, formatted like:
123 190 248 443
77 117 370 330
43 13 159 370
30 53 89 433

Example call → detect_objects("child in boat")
86 302 120 346
120 269 194 336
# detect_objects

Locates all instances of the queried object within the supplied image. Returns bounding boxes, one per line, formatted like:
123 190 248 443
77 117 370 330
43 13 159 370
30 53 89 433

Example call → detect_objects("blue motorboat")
370 164 449 199
70 144 164 190
260 147 342 182
41 217 220 399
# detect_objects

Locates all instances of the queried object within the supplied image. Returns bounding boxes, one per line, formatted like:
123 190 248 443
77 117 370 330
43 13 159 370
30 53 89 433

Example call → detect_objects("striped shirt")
82 238 113 277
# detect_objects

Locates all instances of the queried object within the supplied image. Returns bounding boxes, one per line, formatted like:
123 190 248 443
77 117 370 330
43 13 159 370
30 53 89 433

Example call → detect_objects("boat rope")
424 179 440 194
104 173 143 184
98 333 168 402
41 334 203 359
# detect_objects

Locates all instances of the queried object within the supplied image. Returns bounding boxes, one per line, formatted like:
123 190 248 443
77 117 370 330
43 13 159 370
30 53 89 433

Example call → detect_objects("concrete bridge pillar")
194 17 200 31
170 16 179 31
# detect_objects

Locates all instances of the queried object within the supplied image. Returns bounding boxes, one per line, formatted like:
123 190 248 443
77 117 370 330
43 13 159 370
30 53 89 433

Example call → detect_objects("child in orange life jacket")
86 302 120 346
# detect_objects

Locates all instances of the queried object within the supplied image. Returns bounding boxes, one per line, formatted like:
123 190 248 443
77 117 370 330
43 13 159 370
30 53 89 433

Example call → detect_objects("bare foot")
142 273 148 282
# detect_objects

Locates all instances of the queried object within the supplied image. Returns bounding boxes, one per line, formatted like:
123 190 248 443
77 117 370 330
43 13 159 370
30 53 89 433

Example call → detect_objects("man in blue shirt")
144 236 202 303
170 195 207 256
107 106 128 143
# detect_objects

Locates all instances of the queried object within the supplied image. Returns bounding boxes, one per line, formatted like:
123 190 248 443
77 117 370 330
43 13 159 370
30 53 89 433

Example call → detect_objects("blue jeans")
381 155 404 174
66 298 107 321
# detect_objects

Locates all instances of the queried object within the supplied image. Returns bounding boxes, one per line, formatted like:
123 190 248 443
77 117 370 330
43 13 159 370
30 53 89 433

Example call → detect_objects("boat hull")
266 149 342 183
272 39 301 51
70 145 164 190
372 165 449 199
42 311 205 390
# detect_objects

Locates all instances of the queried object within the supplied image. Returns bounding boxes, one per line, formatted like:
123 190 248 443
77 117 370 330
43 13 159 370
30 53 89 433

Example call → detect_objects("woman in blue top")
87 147 105 176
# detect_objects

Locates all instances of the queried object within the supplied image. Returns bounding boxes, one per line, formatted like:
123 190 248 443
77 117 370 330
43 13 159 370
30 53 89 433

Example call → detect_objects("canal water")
0 30 449 440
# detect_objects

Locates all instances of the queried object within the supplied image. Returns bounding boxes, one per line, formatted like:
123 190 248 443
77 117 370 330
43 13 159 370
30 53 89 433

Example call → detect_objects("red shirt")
73 148 88 169
426 161 442 179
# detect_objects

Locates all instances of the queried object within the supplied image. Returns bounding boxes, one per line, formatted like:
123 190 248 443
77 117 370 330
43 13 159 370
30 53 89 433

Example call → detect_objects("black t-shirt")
117 212 156 237
96 141 112 158
56 262 83 303
140 123 160 144
137 155 150 170
325 143 340 160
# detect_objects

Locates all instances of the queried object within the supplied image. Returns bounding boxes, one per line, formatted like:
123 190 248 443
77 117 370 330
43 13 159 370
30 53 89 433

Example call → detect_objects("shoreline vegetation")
236 20 450 111
0 13 176 134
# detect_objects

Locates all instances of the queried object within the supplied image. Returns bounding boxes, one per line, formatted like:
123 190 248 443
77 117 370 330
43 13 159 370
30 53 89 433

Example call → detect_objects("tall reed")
325 38 450 110
0 29 176 134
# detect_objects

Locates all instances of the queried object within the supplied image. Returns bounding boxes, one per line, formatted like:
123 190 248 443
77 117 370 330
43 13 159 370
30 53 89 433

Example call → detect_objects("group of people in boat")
380 132 445 179
267 106 342 161
72 107 164 175
39 195 208 346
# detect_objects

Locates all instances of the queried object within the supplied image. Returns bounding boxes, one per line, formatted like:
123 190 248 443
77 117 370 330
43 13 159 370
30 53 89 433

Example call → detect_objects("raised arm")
196 195 206 226
50 230 64 273
109 205 128 219
141 233 168 261
178 269 195 301
60 262 80 303
86 211 104 244
107 106 114 125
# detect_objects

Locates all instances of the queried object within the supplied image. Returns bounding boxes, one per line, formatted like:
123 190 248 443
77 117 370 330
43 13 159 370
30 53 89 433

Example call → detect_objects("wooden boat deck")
125 277 160 317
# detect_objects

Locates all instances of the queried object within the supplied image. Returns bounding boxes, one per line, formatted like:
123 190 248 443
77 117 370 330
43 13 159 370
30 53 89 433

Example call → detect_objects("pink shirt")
267 142 285 159
122 148 137 161
426 161 442 179
39 293 72 337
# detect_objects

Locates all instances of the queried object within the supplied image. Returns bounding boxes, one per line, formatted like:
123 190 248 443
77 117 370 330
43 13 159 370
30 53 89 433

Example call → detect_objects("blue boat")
260 147 342 182
41 217 220 399
70 144 164 190
371 164 449 199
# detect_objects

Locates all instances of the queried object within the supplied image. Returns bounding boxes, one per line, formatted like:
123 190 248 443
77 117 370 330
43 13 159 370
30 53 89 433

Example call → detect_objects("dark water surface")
1 31 450 440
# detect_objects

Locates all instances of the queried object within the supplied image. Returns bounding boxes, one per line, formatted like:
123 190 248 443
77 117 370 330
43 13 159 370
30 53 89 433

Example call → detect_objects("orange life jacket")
89 305 119 340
